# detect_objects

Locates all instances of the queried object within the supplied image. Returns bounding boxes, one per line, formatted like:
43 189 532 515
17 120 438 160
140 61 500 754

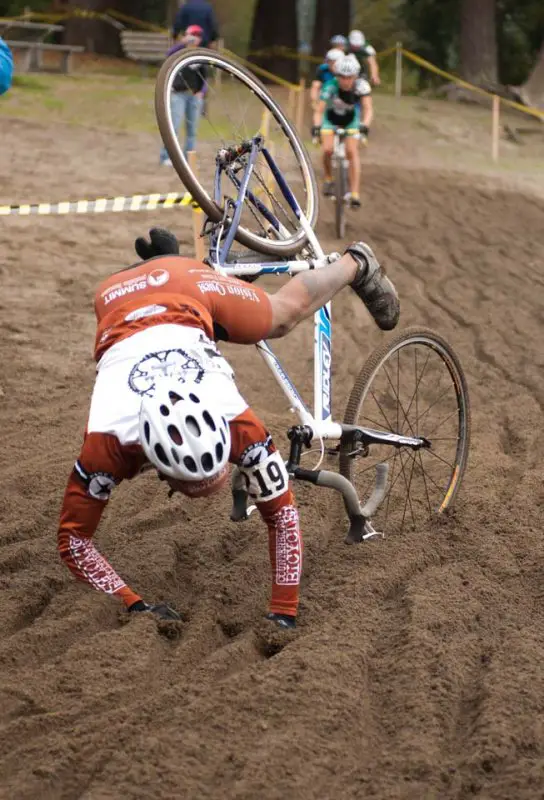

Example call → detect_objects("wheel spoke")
368 389 396 432
382 363 416 437
418 449 433 517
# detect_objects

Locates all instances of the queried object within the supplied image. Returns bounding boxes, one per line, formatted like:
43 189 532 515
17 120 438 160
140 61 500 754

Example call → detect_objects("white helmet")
326 47 344 64
335 54 361 78
139 377 230 482
330 34 348 50
348 30 366 49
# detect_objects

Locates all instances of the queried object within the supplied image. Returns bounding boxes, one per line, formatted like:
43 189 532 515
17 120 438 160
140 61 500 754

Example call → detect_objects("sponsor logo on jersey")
197 279 260 302
102 270 169 306
147 269 170 287
275 506 301 586
239 436 274 468
74 461 116 501
124 304 167 322
128 348 204 397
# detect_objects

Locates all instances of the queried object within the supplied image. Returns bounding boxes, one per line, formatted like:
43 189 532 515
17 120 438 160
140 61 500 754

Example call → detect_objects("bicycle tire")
155 48 318 258
339 327 471 527
335 159 346 239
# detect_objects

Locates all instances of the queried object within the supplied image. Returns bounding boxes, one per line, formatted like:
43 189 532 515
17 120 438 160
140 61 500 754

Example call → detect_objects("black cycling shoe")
135 227 179 261
323 180 335 197
128 600 182 621
346 241 400 331
266 612 296 630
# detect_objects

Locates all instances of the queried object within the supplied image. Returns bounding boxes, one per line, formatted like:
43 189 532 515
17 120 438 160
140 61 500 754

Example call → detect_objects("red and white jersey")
94 255 273 362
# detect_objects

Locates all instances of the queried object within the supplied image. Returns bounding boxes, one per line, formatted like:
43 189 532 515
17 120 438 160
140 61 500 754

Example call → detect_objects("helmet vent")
168 425 183 445
220 428 227 444
216 442 224 462
189 393 200 403
203 410 216 431
185 415 201 437
160 404 170 417
183 455 197 473
154 443 169 466
169 391 183 405
171 449 180 464
201 453 214 472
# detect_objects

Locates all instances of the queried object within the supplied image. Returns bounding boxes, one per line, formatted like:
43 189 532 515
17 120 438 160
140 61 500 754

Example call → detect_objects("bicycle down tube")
212 137 336 437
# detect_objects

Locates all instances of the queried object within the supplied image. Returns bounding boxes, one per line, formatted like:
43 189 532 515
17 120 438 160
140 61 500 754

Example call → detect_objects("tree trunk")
311 0 350 62
460 0 498 87
248 0 299 83
519 41 544 110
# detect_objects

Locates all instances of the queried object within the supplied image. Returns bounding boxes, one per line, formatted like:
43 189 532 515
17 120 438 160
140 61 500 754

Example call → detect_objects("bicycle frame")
204 135 427 538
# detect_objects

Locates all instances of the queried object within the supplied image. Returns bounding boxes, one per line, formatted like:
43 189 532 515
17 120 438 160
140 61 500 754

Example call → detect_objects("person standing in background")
0 37 13 95
172 0 219 48
159 25 208 166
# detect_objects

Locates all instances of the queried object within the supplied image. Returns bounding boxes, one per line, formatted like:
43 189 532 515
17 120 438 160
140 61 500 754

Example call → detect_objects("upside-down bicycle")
155 48 471 541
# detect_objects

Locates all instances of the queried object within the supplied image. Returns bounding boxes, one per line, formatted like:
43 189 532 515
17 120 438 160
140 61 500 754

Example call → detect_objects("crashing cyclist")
57 228 399 631
348 29 381 86
312 53 373 208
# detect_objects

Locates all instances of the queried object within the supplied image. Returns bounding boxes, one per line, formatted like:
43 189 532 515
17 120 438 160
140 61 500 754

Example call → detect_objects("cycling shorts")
321 107 361 135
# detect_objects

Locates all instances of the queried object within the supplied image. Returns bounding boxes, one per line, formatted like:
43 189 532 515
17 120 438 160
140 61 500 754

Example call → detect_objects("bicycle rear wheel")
155 48 318 258
335 159 347 239
340 327 471 532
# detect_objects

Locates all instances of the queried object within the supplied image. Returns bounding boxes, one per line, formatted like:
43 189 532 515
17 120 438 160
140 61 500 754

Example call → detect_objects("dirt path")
0 116 543 799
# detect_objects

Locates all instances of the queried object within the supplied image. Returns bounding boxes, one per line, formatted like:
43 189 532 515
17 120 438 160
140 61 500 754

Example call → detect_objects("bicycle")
155 48 471 540
331 126 350 239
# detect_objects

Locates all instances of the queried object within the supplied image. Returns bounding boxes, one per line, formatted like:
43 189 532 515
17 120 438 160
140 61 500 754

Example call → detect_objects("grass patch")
11 74 49 91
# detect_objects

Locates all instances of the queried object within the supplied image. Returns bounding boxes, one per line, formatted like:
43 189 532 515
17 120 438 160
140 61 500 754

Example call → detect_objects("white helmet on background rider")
330 34 348 51
335 54 361 78
139 377 231 496
325 47 344 65
348 30 366 49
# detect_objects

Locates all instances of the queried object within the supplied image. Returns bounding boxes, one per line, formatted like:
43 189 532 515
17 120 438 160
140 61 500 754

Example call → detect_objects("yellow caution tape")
221 47 300 91
0 192 199 217
401 49 544 121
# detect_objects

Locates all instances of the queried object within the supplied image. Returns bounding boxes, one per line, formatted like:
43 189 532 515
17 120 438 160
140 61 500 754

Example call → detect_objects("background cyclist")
348 29 381 86
329 33 348 53
312 54 373 208
310 47 343 111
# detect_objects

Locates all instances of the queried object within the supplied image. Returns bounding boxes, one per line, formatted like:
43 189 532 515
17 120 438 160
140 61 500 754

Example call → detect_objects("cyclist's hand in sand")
128 600 182 621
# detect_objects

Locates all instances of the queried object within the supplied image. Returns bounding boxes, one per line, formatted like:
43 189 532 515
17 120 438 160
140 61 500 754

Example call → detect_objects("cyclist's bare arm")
362 94 373 128
310 80 322 108
313 99 326 129
368 54 380 84
266 253 358 338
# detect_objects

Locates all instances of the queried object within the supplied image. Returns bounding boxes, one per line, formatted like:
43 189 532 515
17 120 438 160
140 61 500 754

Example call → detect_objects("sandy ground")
0 111 543 799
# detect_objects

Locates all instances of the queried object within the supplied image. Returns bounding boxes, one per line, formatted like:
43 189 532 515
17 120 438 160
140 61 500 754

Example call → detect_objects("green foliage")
0 0 51 15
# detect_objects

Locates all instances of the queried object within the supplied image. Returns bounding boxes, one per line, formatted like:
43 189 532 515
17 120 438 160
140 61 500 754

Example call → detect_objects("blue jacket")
0 37 13 95
172 1 219 46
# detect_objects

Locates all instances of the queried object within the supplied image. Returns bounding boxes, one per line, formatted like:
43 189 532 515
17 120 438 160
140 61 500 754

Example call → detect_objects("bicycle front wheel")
335 158 346 239
339 328 471 533
155 48 318 258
